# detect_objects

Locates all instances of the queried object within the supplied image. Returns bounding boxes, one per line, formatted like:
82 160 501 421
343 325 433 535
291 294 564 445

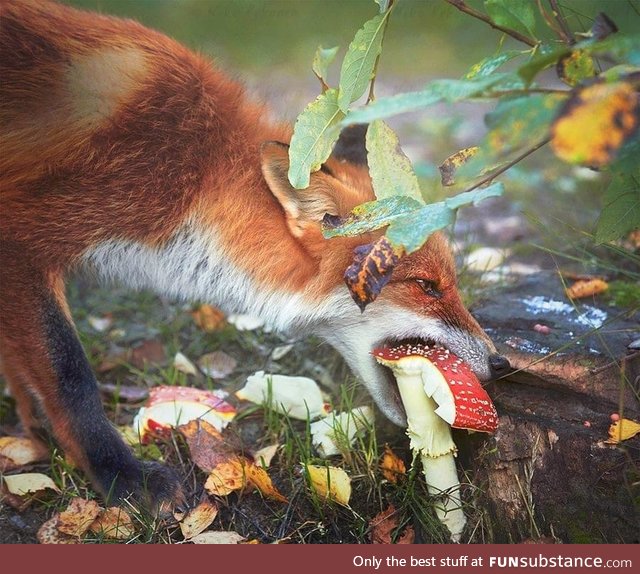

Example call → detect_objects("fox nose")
489 353 511 378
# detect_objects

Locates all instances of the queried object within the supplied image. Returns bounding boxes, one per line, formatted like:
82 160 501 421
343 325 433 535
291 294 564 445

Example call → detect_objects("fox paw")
107 461 186 518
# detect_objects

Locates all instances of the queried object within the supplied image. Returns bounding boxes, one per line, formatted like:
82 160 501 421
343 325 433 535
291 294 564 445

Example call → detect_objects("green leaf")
444 181 504 209
374 0 391 13
288 89 345 189
595 170 640 244
323 186 503 254
385 203 454 253
365 120 424 203
484 0 536 39
464 50 525 80
586 34 640 66
344 73 521 125
322 195 422 239
518 44 569 85
312 46 340 87
337 12 389 112
556 50 596 87
344 90 442 124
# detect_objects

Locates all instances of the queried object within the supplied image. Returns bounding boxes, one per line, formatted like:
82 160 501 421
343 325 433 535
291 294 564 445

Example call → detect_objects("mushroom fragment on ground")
373 342 498 542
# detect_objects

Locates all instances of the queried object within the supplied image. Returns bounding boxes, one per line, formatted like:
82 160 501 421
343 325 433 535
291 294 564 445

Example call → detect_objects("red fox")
0 0 509 511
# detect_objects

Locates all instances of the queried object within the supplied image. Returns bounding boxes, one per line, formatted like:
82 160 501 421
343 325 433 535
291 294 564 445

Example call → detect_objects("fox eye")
415 279 442 298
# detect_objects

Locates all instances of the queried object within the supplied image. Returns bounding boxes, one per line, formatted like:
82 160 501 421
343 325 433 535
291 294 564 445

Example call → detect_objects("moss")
605 280 640 309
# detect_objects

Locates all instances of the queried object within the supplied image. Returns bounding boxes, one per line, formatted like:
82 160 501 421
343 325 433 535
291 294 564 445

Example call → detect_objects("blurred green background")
64 0 640 82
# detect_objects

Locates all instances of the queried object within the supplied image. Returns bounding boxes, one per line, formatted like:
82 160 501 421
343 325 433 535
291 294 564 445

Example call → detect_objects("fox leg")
0 248 184 512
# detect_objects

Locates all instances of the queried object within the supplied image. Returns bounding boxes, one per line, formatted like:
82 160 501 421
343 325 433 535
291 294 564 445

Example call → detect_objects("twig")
367 0 395 104
536 0 565 41
548 0 575 45
459 137 551 195
444 0 538 48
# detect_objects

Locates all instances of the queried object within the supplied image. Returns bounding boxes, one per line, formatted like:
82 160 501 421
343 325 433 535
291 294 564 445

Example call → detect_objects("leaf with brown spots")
90 507 136 540
178 498 218 540
344 236 401 311
604 418 640 444
178 419 232 474
369 504 415 544
438 146 479 186
57 498 102 538
556 50 596 87
551 81 640 167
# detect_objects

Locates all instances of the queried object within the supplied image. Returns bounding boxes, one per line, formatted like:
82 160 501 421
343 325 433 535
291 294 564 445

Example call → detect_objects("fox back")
0 0 508 509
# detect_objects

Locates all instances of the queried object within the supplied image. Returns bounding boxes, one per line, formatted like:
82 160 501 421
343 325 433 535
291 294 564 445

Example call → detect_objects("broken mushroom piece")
373 343 498 542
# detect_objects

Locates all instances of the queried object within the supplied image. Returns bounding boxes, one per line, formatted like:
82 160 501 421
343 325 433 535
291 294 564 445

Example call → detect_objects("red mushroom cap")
373 342 498 433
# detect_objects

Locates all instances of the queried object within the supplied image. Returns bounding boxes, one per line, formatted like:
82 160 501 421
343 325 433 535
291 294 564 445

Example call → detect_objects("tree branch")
460 137 551 195
444 0 538 47
548 0 575 45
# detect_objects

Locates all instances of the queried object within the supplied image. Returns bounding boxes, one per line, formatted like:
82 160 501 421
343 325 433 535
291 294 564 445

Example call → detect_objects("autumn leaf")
344 236 402 311
369 504 415 544
565 278 609 299
130 339 166 369
191 304 226 332
178 419 233 474
379 444 406 483
605 418 640 444
179 499 218 540
2 472 60 497
0 436 48 472
37 516 77 545
190 531 246 544
197 351 237 379
245 464 288 503
551 81 640 167
306 464 351 506
57 498 102 538
204 459 247 497
90 507 136 540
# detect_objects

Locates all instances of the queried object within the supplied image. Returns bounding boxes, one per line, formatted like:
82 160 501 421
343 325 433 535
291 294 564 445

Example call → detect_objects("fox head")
260 130 509 426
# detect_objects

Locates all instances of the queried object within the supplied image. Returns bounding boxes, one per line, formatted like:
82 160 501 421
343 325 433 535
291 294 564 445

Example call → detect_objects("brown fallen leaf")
0 436 48 472
130 339 167 369
179 499 218 540
191 304 226 332
197 351 238 379
57 498 102 538
37 515 77 545
565 278 609 299
369 504 415 544
90 507 136 540
99 383 149 404
190 531 246 544
178 419 234 473
604 418 640 444
379 444 406 484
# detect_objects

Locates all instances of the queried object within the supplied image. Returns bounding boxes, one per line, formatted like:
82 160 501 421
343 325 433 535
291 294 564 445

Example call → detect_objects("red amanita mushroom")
373 342 499 542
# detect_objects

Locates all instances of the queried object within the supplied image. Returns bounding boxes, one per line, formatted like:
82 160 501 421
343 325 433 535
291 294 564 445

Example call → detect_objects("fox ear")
261 141 340 237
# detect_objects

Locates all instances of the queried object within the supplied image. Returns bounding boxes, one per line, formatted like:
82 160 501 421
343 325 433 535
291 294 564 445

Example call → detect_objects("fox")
0 0 510 511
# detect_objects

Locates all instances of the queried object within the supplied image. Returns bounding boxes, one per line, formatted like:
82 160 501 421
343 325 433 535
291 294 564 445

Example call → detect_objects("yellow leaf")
179 499 218 540
0 436 48 471
306 464 351 506
551 81 639 167
2 472 60 497
605 418 640 444
246 464 288 503
204 459 247 496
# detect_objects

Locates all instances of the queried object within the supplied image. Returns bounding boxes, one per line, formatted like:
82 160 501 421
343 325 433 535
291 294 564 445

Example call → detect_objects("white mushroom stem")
389 361 467 542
